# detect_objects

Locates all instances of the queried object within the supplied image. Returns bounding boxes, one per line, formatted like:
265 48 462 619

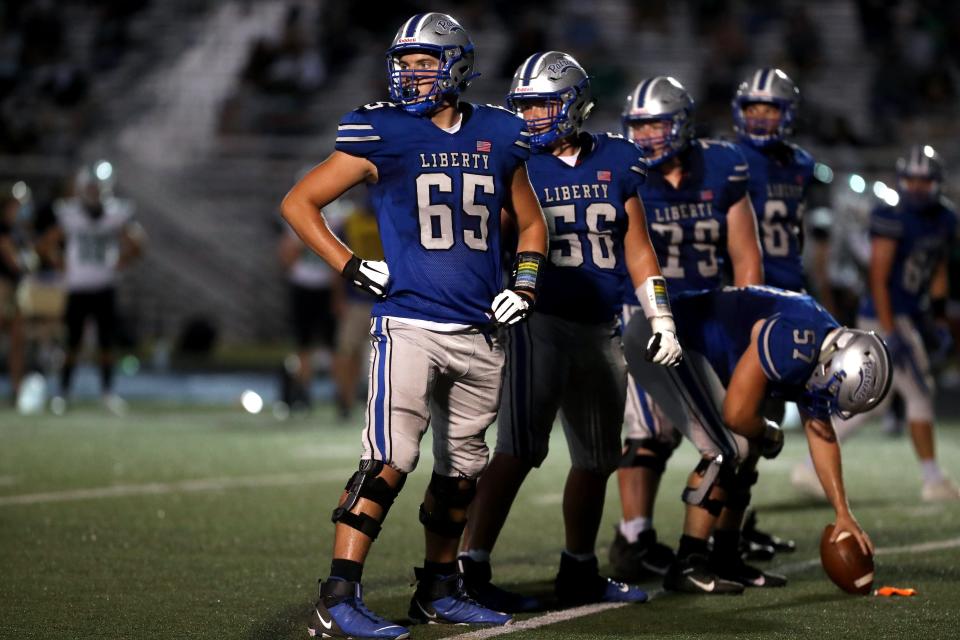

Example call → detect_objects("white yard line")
447 535 960 639
0 470 345 506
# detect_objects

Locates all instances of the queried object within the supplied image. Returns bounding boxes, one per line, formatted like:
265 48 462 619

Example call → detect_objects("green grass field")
2 405 959 639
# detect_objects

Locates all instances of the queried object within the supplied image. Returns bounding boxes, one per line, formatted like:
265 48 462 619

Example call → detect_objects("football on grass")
820 524 874 594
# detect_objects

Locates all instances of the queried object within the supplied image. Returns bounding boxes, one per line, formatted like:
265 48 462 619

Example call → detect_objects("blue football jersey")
335 102 531 324
860 198 958 319
625 139 750 304
740 141 814 292
672 286 839 397
528 133 646 323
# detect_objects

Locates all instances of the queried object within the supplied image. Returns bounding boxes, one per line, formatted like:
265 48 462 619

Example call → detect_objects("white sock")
563 550 596 563
619 517 653 543
462 549 490 563
920 459 944 485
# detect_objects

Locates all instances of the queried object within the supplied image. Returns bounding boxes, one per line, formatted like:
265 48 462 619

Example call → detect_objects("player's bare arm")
281 151 377 273
118 222 146 269
625 195 683 366
868 235 898 334
506 164 548 261
722 322 769 438
727 195 764 286
803 415 873 554
623 196 663 286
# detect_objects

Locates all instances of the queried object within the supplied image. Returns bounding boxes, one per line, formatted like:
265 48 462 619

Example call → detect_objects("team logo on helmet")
434 19 462 35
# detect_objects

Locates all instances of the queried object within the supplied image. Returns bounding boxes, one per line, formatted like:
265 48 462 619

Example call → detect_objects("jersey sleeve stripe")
338 124 374 130
734 164 748 171
336 135 382 142
758 317 782 381
514 140 530 149
630 166 645 175
519 131 532 137
728 175 748 181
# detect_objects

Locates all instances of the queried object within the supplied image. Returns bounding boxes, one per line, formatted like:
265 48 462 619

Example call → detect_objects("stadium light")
849 174 866 193
883 190 900 207
95 161 113 181
240 390 264 414
11 181 28 200
872 181 888 199
814 163 834 184
923 145 935 158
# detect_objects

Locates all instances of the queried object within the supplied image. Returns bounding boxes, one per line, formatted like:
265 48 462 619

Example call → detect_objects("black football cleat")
555 554 648 607
609 527 676 579
663 554 744 595
742 510 796 553
710 556 787 588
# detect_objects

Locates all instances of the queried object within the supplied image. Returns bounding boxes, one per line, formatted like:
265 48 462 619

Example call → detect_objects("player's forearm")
281 197 353 273
805 420 852 516
514 210 547 256
732 255 763 287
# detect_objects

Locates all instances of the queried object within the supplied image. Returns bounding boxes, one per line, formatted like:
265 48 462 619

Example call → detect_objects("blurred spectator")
0 188 26 401
329 197 381 419
784 5 822 75
39 165 145 415
278 195 342 412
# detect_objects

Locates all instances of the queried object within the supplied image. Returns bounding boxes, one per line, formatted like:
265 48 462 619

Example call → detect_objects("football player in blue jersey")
608 77 764 582
732 68 815 294
731 67 816 555
458 52 682 613
281 13 548 639
813 146 960 503
624 285 888 593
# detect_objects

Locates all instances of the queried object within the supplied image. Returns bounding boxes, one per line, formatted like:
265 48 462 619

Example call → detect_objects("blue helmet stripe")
636 78 653 108
521 53 542 86
404 13 424 37
758 68 771 91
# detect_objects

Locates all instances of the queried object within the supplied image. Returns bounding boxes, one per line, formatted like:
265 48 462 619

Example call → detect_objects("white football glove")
489 289 531 326
646 316 683 366
342 256 389 299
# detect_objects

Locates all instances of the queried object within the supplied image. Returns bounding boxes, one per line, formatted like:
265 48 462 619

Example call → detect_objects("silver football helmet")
896 144 943 205
803 328 892 420
506 51 594 149
732 68 799 147
386 13 478 115
621 76 694 166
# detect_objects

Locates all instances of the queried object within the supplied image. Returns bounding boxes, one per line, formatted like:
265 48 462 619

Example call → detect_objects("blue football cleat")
408 567 512 626
555 554 648 607
309 579 410 639
459 556 541 613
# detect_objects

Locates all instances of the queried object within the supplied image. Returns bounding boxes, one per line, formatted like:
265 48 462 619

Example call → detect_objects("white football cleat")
790 463 827 500
921 477 960 503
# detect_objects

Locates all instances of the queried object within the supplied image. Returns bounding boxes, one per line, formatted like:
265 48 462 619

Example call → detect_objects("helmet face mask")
386 13 477 116
621 76 693 166
506 52 593 150
732 68 798 148
802 328 892 420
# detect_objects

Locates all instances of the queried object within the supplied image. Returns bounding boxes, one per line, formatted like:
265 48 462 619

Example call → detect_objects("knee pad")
681 455 736 517
726 468 759 511
419 472 477 539
618 437 677 474
330 459 405 541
